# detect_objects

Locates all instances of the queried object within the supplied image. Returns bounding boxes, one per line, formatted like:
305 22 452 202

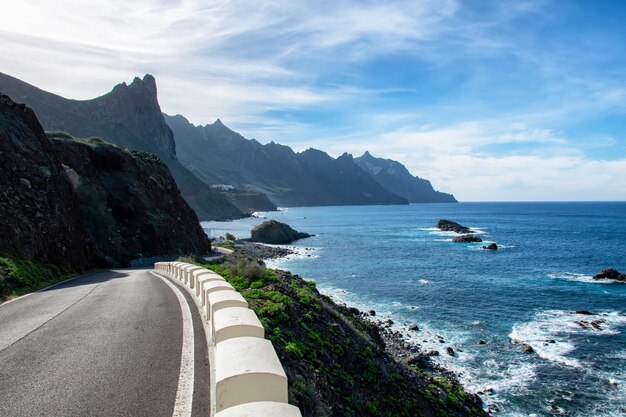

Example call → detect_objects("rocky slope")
198 253 487 417
47 132 211 264
164 114 408 208
355 151 457 203
0 72 242 220
0 94 92 272
0 93 210 275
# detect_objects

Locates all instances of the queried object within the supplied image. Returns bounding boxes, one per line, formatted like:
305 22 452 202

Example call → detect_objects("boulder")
453 234 483 243
250 220 312 244
521 343 534 354
436 219 471 234
482 243 498 250
446 347 455 356
593 268 626 282
408 325 419 332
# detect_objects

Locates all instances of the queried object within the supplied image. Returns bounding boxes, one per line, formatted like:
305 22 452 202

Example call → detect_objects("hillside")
165 114 408 208
355 151 457 203
0 72 243 220
0 93 210 298
196 252 487 417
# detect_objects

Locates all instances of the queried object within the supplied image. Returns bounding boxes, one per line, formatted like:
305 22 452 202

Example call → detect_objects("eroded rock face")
49 132 211 264
0 93 210 270
250 220 312 244
436 219 471 234
593 268 626 282
0 93 93 271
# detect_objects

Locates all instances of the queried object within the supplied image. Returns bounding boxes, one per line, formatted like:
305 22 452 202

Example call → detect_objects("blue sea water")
203 202 626 417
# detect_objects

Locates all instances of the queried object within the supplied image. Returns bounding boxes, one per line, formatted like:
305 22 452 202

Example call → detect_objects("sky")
1 0 626 201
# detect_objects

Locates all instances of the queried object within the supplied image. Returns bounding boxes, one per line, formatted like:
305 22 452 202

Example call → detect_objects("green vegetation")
194 253 485 417
126 148 161 161
0 256 76 301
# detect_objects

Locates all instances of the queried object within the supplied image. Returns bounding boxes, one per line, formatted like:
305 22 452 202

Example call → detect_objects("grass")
0 256 76 302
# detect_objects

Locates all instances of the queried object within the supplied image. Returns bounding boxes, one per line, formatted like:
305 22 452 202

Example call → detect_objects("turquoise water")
203 202 626 416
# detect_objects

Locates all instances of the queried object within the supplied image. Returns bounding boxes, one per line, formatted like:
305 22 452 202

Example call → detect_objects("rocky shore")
212 246 487 416
235 241 296 259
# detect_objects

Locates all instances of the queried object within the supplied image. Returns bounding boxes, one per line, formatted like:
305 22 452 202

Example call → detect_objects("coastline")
235 242 489 414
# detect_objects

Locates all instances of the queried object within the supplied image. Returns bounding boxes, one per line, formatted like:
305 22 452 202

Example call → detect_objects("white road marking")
156 274 195 417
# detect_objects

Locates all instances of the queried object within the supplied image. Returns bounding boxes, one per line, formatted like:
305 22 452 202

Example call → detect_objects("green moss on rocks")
0 256 75 301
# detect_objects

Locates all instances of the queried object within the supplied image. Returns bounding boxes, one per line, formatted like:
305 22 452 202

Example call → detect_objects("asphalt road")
0 268 210 417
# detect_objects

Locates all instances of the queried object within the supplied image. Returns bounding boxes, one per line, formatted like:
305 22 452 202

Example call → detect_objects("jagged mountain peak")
355 152 457 203
0 72 244 220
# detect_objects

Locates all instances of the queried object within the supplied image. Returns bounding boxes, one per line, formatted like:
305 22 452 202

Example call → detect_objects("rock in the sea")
593 268 626 282
482 243 498 250
446 347 455 356
575 310 595 315
453 234 483 243
369 310 376 316
521 343 534 354
425 350 440 357
409 324 419 331
478 340 486 345
436 219 471 234
250 220 312 244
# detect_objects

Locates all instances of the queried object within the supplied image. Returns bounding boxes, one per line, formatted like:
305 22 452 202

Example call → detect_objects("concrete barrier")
208 290 247 320
196 274 227 305
215 402 302 417
213 306 264 343
172 262 187 280
215 337 288 411
183 265 204 288
154 261 301 417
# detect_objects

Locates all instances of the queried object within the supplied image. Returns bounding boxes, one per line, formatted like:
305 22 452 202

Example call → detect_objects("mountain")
0 93 210 275
355 151 457 203
0 72 243 220
164 114 408 207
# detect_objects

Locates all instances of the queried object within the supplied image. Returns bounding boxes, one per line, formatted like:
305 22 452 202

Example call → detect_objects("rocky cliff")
0 93 210 273
0 72 242 220
0 94 92 272
355 151 457 203
165 114 408 208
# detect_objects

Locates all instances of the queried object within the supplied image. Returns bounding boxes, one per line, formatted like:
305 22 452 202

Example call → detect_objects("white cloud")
0 0 624 201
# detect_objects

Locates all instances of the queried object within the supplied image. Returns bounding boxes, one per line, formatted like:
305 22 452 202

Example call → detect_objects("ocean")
202 202 626 417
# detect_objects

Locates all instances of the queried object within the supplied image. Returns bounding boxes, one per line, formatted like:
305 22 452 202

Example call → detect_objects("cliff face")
0 72 243 220
48 132 211 264
165 114 408 208
0 94 93 272
0 93 210 272
355 151 457 203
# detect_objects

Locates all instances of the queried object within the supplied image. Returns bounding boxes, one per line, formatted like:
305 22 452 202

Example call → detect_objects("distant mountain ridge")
0 71 456 215
0 72 243 220
355 151 457 203
165 114 409 207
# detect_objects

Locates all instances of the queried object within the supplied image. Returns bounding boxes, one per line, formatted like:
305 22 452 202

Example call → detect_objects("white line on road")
156 274 195 417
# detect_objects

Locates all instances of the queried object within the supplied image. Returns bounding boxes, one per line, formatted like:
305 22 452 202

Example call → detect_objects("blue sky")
1 0 625 201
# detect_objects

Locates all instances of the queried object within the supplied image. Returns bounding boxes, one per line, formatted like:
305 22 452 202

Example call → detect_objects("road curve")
0 268 209 417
